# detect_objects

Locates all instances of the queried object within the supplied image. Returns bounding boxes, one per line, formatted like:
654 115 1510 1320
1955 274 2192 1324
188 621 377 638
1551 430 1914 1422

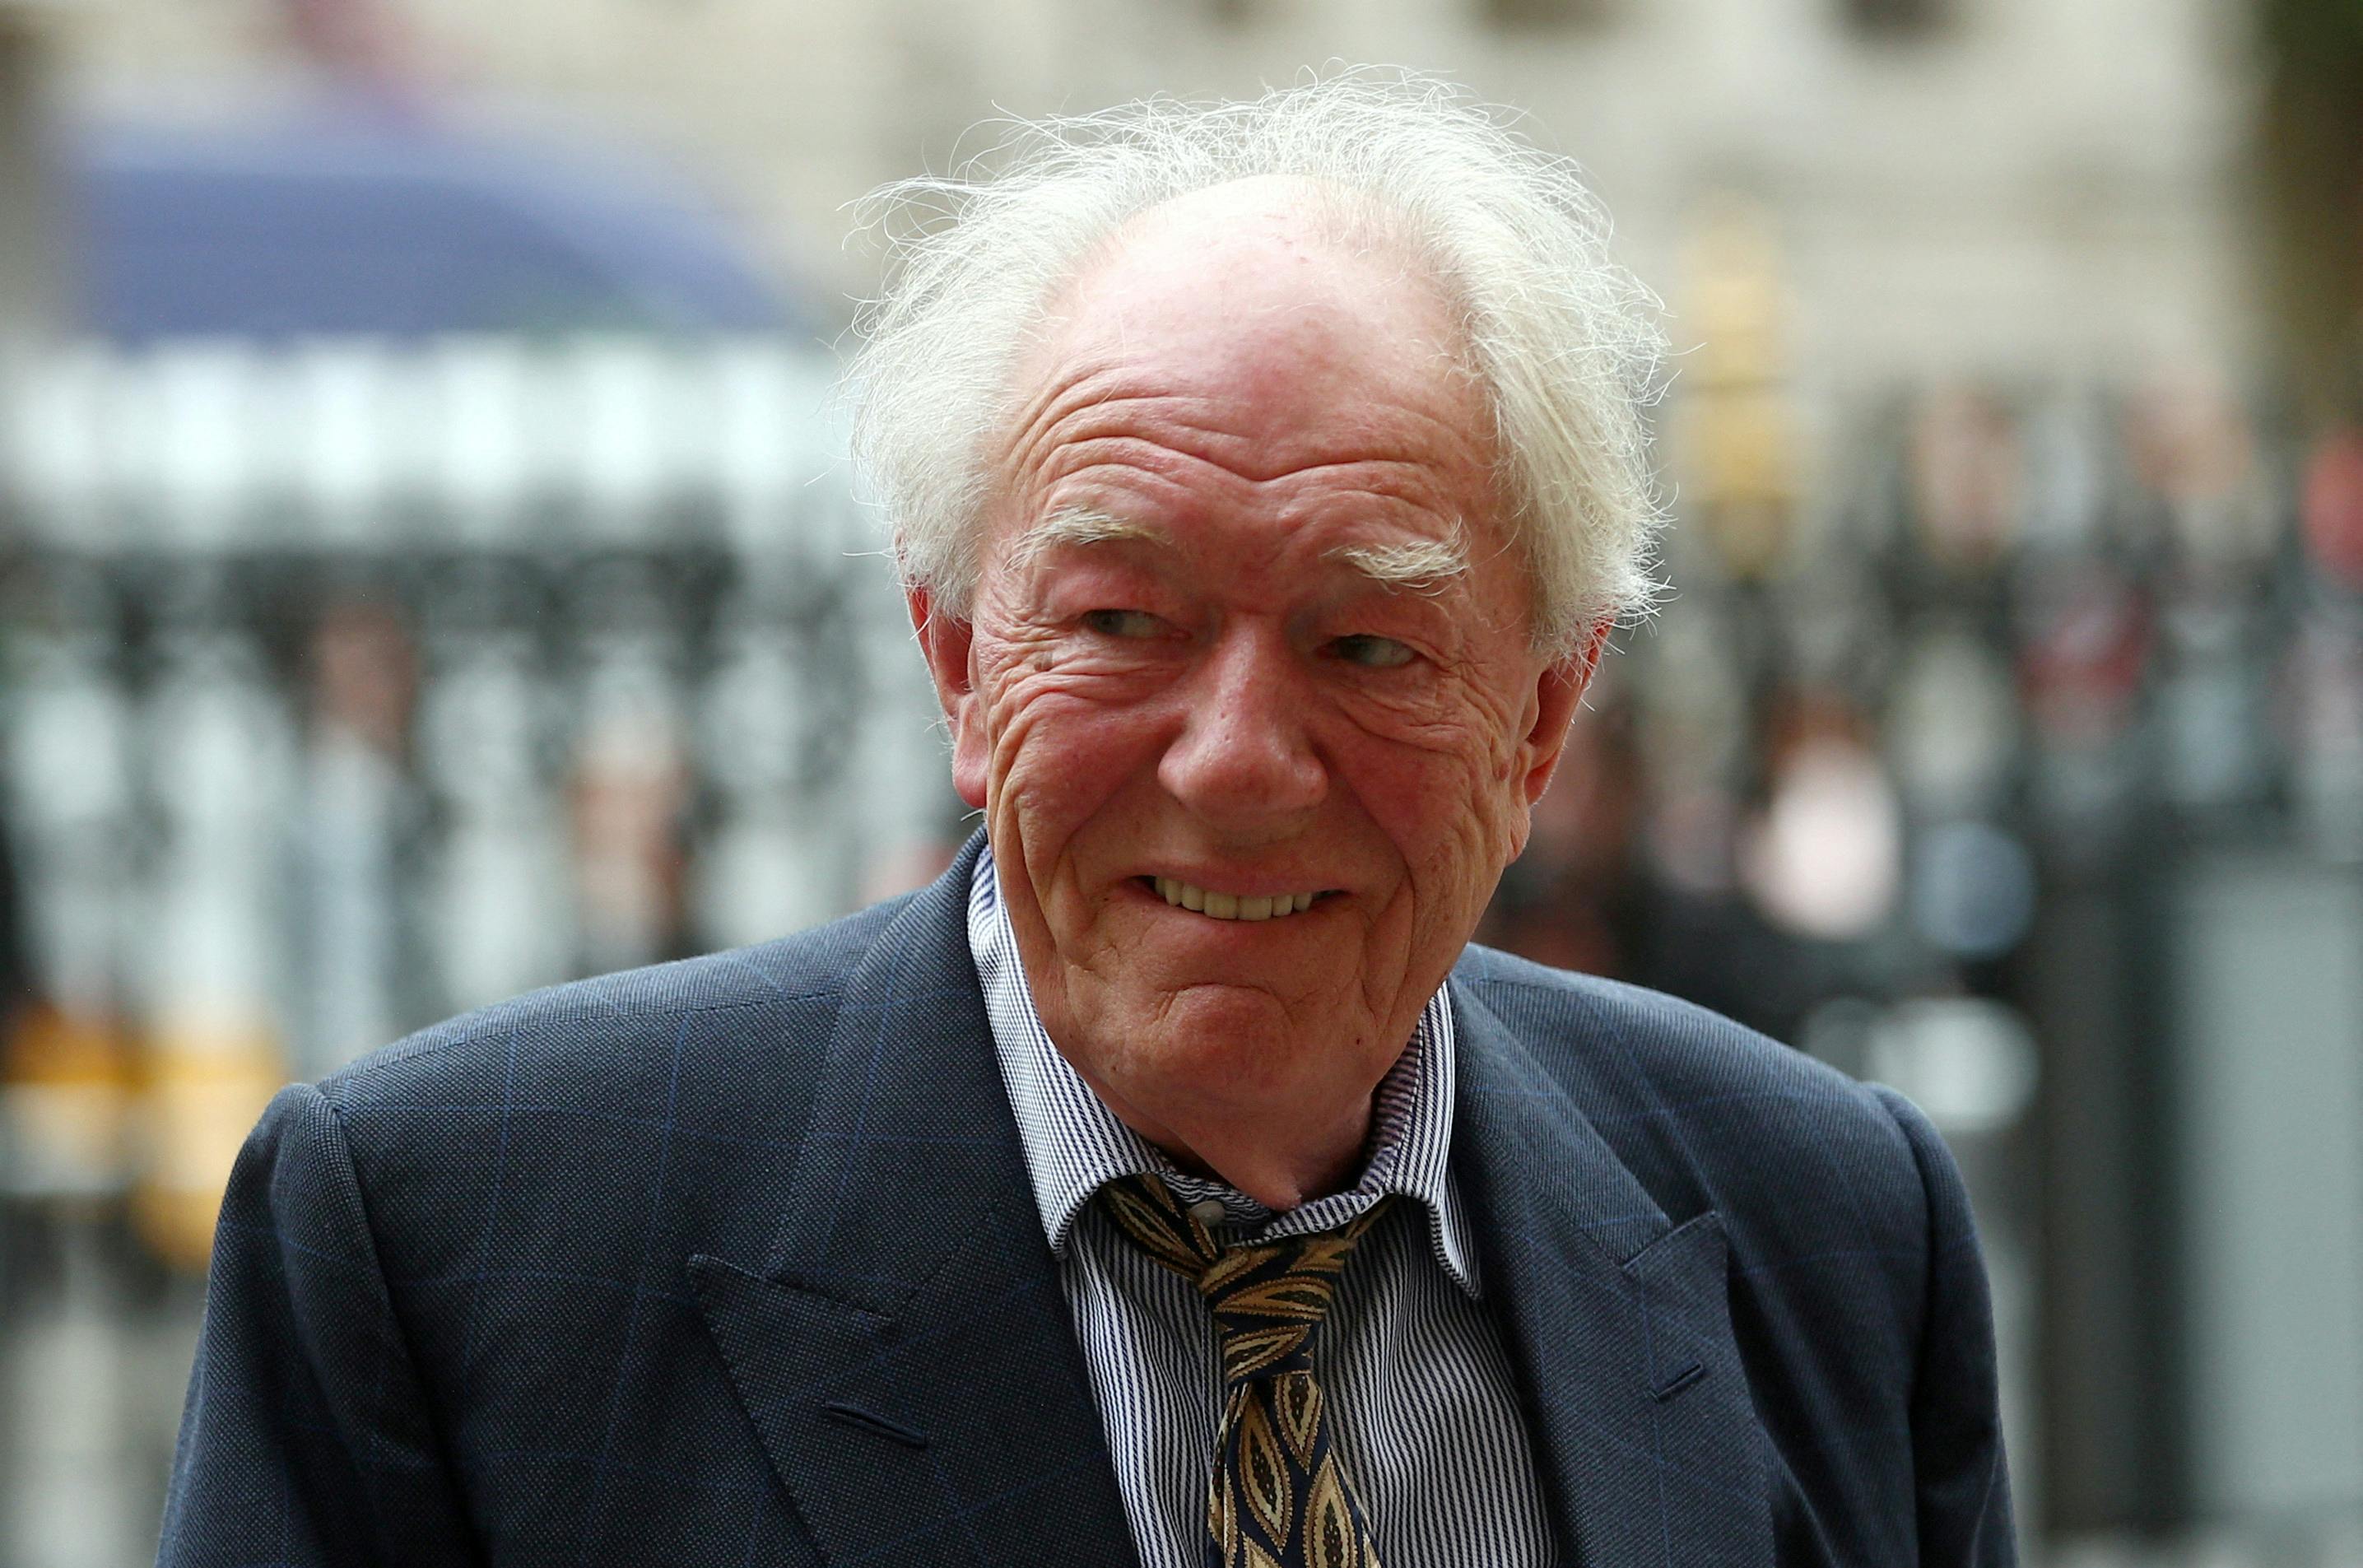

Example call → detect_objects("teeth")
1152 877 1323 921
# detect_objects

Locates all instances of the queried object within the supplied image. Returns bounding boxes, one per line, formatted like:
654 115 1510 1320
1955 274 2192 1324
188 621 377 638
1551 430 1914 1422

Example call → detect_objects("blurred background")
0 0 2356 1562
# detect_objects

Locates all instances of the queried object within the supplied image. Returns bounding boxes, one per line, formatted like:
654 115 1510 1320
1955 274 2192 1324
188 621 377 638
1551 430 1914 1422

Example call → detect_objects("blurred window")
1480 0 1611 31
1841 0 1950 37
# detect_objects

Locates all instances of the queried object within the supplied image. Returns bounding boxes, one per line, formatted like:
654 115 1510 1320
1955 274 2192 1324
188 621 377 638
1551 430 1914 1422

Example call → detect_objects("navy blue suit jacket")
160 835 2012 1566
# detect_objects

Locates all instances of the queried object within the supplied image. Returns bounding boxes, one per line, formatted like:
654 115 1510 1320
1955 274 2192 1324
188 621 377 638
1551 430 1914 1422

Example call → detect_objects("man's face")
914 183 1593 1199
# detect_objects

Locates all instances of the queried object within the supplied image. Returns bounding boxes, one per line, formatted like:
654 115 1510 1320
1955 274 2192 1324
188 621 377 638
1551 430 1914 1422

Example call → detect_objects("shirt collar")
969 843 1482 1296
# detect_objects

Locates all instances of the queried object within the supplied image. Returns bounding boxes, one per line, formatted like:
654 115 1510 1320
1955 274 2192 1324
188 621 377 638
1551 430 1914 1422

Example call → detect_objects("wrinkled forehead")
970 177 1518 621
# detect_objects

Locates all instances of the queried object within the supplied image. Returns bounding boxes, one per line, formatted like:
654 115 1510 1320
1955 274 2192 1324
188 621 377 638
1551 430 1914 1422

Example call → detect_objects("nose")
1157 624 1328 835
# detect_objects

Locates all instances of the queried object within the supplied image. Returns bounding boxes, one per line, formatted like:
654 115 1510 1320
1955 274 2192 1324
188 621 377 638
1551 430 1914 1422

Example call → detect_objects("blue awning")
61 109 816 340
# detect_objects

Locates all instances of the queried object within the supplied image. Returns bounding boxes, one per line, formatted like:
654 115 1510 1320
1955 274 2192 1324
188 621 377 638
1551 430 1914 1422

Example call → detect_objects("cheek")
981 677 1168 849
1338 722 1531 893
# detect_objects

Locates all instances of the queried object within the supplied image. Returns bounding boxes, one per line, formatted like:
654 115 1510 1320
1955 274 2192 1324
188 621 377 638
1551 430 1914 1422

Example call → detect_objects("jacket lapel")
1450 975 1772 1567
691 840 1136 1567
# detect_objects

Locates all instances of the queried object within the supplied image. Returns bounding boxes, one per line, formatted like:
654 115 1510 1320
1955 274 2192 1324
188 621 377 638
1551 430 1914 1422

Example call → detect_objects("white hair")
846 69 1668 656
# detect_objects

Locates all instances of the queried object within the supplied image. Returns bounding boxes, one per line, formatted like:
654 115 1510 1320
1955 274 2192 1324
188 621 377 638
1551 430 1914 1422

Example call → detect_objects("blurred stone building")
47 0 2254 399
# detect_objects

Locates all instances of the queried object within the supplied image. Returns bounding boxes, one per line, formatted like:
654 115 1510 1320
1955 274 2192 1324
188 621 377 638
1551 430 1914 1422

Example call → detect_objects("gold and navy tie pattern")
1100 1173 1391 1568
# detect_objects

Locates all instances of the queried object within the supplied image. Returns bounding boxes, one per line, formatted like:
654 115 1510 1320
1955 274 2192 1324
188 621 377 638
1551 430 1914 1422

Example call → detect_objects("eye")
1329 634 1416 669
1081 608 1166 640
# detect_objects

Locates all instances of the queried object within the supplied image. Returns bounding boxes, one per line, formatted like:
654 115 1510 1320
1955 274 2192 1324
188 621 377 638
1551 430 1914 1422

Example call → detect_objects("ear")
1514 616 1611 807
907 585 990 810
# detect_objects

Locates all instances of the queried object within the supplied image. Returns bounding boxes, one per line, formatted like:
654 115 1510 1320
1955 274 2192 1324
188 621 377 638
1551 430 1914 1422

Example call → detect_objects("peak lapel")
692 840 1135 1568
1450 975 1771 1567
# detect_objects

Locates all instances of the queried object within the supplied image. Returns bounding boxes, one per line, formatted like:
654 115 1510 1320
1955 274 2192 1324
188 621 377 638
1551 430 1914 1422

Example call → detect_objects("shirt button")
1188 1199 1226 1226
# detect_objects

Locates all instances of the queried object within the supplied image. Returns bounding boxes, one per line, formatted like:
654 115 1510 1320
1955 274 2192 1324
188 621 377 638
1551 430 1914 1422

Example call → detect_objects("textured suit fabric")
159 833 2013 1567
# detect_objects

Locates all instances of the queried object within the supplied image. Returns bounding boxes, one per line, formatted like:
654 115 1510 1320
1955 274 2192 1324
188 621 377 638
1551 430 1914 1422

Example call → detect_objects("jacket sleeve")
1870 1084 2017 1567
157 1082 480 1567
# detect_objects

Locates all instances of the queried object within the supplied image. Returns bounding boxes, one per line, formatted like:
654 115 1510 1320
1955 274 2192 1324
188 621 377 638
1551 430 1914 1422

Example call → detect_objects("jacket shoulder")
319 892 913 1116
1450 944 1933 1252
1450 946 2006 1561
299 894 922 1294
1453 943 1891 1130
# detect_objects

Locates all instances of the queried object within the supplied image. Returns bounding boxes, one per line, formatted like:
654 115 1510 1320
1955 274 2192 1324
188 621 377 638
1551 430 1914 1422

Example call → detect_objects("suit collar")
690 838 1770 1567
1449 969 1772 1566
691 834 1137 1566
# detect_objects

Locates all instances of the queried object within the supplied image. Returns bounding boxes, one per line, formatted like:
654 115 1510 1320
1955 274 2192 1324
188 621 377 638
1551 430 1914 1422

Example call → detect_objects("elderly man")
161 77 2011 1568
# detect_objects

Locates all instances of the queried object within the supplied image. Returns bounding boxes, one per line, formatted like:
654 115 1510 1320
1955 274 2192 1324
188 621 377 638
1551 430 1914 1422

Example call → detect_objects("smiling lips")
1151 877 1323 921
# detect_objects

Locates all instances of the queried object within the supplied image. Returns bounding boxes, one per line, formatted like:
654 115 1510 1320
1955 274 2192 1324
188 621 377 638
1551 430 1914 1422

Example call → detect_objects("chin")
1139 976 1305 1031
1119 989 1334 1086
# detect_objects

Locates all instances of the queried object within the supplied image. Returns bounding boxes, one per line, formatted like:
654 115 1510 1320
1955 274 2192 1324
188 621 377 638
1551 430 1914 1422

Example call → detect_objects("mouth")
1144 876 1330 922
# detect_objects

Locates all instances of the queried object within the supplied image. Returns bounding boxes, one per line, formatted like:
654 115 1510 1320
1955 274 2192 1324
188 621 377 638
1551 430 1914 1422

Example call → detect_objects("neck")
1086 1076 1375 1211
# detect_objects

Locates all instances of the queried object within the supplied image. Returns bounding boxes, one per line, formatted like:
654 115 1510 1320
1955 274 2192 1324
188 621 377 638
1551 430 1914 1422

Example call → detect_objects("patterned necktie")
1100 1172 1391 1568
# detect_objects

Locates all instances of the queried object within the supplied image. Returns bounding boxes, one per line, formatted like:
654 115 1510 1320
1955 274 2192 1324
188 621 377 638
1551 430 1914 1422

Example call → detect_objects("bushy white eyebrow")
1007 507 1470 593
1325 521 1470 595
1005 509 1163 575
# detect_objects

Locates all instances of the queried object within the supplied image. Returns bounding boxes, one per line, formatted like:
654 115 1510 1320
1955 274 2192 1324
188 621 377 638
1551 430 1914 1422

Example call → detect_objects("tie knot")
1099 1174 1390 1387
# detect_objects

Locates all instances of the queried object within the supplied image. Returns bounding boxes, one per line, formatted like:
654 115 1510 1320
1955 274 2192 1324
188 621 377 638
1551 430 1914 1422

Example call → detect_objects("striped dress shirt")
969 847 1557 1568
